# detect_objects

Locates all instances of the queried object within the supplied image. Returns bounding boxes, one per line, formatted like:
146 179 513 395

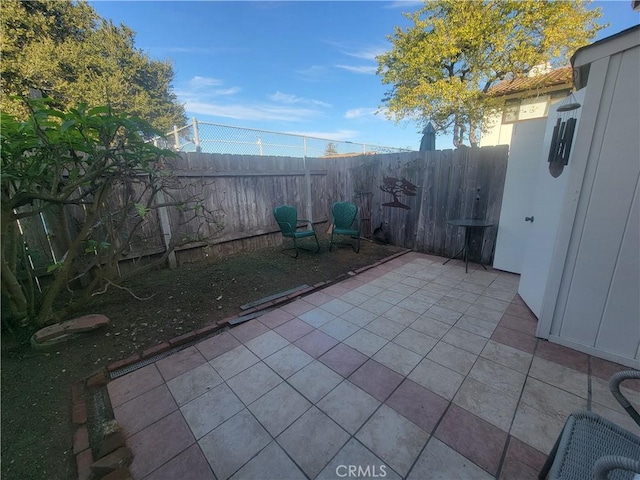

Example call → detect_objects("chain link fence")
153 118 411 157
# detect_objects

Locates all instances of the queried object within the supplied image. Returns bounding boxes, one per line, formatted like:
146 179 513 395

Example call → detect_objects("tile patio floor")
106 252 640 480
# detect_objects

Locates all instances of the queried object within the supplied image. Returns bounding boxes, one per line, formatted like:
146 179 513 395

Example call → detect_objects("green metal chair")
273 205 319 258
329 202 360 253
539 370 640 480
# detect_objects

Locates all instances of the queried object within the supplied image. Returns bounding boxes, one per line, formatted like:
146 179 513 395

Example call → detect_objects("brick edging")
72 370 134 480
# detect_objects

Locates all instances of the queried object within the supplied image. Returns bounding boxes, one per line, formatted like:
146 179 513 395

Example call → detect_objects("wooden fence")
18 146 509 276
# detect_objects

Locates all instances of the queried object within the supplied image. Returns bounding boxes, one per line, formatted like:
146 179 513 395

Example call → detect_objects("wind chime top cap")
556 92 582 112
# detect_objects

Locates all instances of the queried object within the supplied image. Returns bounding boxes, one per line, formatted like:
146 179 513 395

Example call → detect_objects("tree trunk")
0 212 29 321
34 184 110 326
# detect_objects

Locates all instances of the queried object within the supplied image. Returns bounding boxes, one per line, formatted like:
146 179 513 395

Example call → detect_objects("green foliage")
377 0 604 146
324 142 339 156
1 0 185 133
1 99 179 327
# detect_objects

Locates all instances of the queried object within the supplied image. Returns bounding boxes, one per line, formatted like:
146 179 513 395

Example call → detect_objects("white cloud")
335 65 378 75
326 40 387 61
270 91 331 107
188 76 224 88
214 87 241 96
184 100 319 122
341 46 387 61
344 108 380 119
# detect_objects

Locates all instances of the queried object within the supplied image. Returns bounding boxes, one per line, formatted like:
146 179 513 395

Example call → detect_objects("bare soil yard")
1 235 404 480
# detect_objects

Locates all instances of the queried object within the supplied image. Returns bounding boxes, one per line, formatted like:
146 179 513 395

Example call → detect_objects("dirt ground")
1 234 405 480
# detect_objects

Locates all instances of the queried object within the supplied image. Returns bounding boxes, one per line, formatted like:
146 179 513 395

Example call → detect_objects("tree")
376 0 603 147
1 100 217 329
324 142 339 156
1 0 185 134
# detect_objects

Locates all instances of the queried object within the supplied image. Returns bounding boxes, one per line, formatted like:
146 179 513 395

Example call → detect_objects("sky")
89 1 640 151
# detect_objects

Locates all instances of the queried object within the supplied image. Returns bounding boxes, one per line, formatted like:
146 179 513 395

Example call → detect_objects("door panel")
492 119 546 273
518 90 585 318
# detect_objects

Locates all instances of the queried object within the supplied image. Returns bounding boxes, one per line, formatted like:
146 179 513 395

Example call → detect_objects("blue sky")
90 1 639 151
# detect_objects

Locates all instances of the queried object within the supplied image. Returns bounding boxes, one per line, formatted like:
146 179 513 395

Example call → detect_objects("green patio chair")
329 201 360 253
273 205 319 258
539 370 640 480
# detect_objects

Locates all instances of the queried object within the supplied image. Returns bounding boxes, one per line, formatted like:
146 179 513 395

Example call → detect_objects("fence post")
173 125 180 151
192 117 201 152
155 190 177 269
302 138 314 229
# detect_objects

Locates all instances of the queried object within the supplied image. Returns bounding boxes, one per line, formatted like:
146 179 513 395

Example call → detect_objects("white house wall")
548 44 640 365
480 113 513 146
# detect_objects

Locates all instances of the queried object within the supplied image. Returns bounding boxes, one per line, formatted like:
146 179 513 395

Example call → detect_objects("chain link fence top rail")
152 119 412 157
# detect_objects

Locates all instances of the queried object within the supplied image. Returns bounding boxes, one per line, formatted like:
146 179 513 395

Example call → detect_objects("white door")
518 90 585 319
492 119 547 273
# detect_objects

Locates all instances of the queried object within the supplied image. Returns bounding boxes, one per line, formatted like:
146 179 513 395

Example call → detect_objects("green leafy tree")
1 0 185 133
1 100 216 329
324 142 339 156
377 0 603 147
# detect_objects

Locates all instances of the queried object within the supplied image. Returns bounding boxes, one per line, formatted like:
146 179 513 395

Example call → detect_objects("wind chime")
547 93 581 177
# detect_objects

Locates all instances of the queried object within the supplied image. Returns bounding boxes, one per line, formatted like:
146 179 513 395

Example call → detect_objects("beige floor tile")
442 327 488 355
520 377 586 421
426 341 477 375
392 328 438 356
317 380 380 434
510 402 564 455
453 377 519 432
229 441 305 480
317 438 400 480
248 382 311 436
277 407 349 478
365 317 406 340
480 340 532 374
288 360 342 403
409 316 451 339
528 356 588 398
166 363 223 406
372 342 423 376
408 358 464 400
408 438 493 480
199 409 271 480
356 405 429 477
455 315 497 338
468 357 525 397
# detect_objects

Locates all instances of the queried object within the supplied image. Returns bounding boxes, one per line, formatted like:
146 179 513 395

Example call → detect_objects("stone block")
33 323 66 343
90 447 133 476
72 402 87 425
142 342 171 358
71 382 85 404
168 331 197 347
96 429 127 459
107 354 141 372
73 426 90 454
65 314 110 333
195 324 221 337
86 370 107 389
76 449 93 480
